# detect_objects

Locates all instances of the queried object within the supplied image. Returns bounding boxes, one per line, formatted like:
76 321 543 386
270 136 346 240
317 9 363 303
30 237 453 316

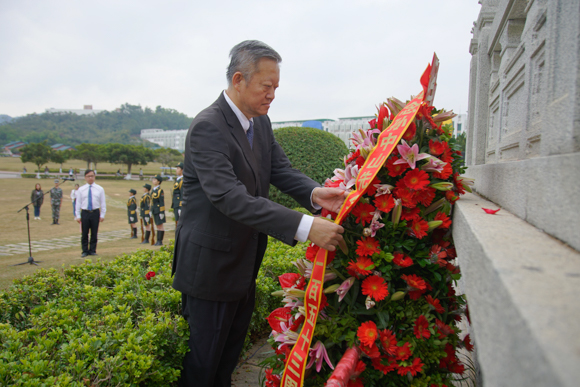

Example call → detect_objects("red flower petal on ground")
414 315 431 340
409 218 429 239
394 342 412 361
426 295 445 313
347 256 375 277
379 329 398 355
374 194 395 213
482 207 500 214
278 273 300 289
393 252 414 268
413 187 436 207
361 275 389 301
386 156 408 177
429 139 446 156
397 357 424 377
403 169 430 191
401 207 420 221
145 271 156 280
371 355 398 374
357 321 378 347
355 237 380 257
402 121 417 141
401 274 427 290
352 203 376 225
432 162 453 180
434 212 451 228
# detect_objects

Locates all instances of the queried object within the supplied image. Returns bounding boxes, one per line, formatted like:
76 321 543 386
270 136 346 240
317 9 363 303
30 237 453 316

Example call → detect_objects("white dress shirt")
223 90 320 242
75 183 107 219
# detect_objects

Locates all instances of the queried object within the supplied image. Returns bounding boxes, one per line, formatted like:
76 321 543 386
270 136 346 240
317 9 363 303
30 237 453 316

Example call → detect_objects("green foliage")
20 141 53 173
154 148 184 168
270 127 348 209
105 144 156 174
0 104 192 147
72 143 107 170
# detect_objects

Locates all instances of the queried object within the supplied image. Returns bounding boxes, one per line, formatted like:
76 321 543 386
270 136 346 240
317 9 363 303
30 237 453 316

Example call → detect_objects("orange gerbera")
403 169 430 191
394 342 412 361
352 203 376 226
374 194 395 213
361 275 389 301
401 274 427 290
347 256 375 277
357 321 378 347
414 315 431 340
356 237 380 257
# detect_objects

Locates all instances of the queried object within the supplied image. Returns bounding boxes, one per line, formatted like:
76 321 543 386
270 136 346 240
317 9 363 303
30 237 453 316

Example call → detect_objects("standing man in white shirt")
75 170 107 258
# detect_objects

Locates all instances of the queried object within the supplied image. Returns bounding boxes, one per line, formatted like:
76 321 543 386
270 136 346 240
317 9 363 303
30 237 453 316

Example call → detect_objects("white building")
140 128 188 151
325 116 374 148
452 113 468 137
46 105 104 115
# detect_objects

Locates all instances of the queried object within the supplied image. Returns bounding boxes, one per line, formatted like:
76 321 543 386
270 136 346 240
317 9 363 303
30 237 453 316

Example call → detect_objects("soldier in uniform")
50 179 63 225
172 162 184 226
151 175 166 246
127 189 138 239
140 184 153 244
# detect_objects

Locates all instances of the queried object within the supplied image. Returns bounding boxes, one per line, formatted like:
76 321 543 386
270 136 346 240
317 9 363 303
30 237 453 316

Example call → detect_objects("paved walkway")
0 223 175 256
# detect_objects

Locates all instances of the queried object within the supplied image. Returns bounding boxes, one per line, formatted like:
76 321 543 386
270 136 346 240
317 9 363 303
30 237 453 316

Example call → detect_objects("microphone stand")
12 176 75 266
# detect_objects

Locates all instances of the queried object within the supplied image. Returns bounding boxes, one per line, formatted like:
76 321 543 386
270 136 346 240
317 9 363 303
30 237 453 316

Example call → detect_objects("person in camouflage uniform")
127 189 138 239
50 179 63 225
151 175 166 246
140 184 152 244
172 162 184 226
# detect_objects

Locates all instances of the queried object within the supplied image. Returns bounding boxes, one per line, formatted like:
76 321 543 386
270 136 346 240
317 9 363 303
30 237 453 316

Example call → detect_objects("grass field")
0 177 177 290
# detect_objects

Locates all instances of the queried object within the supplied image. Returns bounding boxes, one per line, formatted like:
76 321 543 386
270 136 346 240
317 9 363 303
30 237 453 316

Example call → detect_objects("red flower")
365 177 381 196
409 218 429 239
428 139 446 156
434 212 451 228
357 321 378 347
360 342 380 358
463 334 474 352
397 357 424 377
347 256 375 277
393 252 413 268
440 148 454 163
265 368 281 387
347 378 365 387
377 104 389 131
409 289 427 300
403 169 430 191
267 307 293 332
432 162 453 180
352 203 376 226
386 156 408 177
361 275 389 301
305 243 319 262
448 361 465 374
445 190 459 203
373 194 395 213
371 355 398 374
482 207 500 214
429 244 448 266
453 173 466 195
426 295 445 313
401 207 420 221
379 329 398 355
394 187 417 208
278 273 300 289
145 271 156 280
435 319 455 338
355 237 380 257
413 187 436 207
355 155 366 168
345 149 361 164
402 121 417 141
368 118 377 129
354 360 366 377
394 342 412 361
414 315 431 339
401 274 427 290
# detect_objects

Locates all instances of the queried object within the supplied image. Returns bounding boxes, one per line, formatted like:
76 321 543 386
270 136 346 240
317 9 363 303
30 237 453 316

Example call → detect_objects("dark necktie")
246 121 254 149
88 185 93 211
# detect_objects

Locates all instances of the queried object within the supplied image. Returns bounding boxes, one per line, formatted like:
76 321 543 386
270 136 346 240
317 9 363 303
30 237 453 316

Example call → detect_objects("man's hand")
312 187 348 214
100 218 105 223
76 218 81 224
308 217 344 251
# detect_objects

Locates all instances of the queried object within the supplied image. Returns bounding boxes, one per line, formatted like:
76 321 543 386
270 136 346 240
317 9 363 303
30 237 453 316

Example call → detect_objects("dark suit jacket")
172 93 320 302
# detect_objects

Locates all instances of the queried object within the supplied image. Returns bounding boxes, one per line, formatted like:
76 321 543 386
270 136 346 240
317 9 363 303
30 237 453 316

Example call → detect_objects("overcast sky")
0 0 481 123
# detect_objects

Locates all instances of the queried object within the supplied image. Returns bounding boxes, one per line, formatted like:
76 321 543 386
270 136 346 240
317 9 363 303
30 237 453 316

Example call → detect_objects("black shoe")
140 239 149 244
130 235 138 239
88 252 98 256
154 241 162 246
81 252 88 257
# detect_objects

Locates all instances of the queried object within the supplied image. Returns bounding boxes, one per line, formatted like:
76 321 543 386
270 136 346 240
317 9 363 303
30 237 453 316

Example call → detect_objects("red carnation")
414 315 431 340
358 321 378 347
403 169 430 191
374 194 395 213
352 203 376 226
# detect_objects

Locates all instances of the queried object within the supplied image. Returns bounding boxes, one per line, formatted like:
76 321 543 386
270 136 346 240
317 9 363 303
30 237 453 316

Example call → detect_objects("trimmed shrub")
270 127 348 209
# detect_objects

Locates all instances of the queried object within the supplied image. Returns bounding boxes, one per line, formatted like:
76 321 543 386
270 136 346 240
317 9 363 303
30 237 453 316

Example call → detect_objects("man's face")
85 172 95 185
176 167 183 176
237 58 280 118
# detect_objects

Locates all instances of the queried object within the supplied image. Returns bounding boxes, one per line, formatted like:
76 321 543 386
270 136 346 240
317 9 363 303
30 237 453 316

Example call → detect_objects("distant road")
0 171 21 178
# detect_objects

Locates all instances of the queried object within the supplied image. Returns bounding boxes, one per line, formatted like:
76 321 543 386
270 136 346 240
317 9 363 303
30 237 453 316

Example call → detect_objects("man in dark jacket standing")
172 40 346 387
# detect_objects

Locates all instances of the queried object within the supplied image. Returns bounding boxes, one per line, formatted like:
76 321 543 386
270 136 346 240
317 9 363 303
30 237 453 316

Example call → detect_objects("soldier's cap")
54 179 59 183
129 189 136 194
176 162 184 169
143 183 152 190
153 174 163 182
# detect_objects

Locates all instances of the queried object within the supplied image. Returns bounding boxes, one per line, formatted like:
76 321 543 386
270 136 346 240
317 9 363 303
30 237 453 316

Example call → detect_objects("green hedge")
0 238 306 385
270 127 348 209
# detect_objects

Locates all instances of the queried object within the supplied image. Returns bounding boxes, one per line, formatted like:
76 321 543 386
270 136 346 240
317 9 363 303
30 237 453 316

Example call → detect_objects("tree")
106 144 155 175
20 141 52 174
154 147 183 174
72 143 105 170
50 149 71 172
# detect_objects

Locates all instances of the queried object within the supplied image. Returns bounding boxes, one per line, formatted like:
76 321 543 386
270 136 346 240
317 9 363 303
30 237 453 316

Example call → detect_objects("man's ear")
232 72 245 92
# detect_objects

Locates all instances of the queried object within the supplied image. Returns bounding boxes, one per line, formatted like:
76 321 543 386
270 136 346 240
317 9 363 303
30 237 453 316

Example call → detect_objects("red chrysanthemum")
429 139 446 156
413 187 436 207
397 357 424 377
394 342 412 361
426 295 445 313
386 156 408 177
347 256 375 277
357 321 378 347
403 169 430 191
373 194 395 213
361 275 389 301
401 274 427 290
379 329 398 355
352 203 376 226
409 218 429 239
371 355 398 374
393 252 413 268
356 237 380 257
402 121 417 141
414 315 431 340
434 212 451 229
401 207 420 221
432 162 453 180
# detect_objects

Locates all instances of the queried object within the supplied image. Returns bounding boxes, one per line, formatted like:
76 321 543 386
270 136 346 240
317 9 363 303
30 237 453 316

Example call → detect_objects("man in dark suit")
172 40 346 387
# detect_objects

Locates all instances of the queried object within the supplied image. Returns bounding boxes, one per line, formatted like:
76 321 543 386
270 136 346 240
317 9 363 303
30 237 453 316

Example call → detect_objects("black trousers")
179 282 256 387
81 209 100 254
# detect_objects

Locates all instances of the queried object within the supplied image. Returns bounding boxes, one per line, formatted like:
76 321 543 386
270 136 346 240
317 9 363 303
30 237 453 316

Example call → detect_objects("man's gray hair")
226 40 282 86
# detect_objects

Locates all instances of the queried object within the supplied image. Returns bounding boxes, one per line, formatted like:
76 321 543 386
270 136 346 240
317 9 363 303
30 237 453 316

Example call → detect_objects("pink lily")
374 183 394 197
336 277 355 302
394 140 430 169
369 212 385 237
351 128 379 158
272 321 299 349
386 97 406 117
432 109 458 123
365 295 376 310
306 341 335 372
421 156 447 174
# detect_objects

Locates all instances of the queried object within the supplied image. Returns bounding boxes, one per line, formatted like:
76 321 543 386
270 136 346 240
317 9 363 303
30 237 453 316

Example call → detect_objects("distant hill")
0 104 192 147
0 115 13 125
